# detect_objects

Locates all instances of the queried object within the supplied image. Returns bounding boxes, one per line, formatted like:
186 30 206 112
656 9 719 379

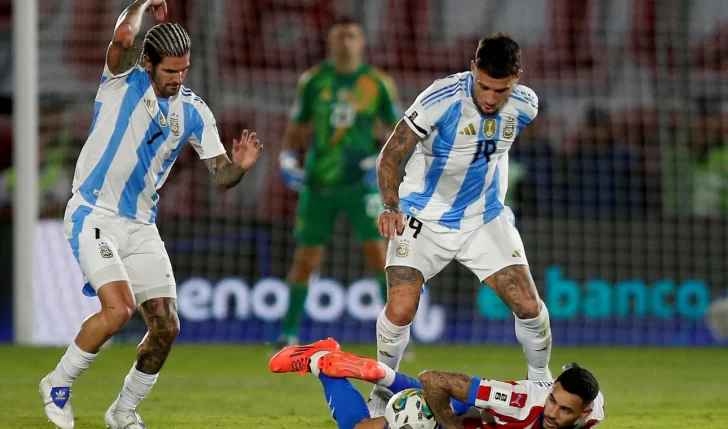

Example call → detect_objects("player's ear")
579 406 592 420
143 55 152 72
470 60 476 74
515 69 523 82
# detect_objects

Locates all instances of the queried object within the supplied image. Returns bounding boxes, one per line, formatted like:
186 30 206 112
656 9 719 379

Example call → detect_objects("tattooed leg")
484 264 540 319
384 266 424 325
485 265 552 380
137 297 181 374
111 297 181 413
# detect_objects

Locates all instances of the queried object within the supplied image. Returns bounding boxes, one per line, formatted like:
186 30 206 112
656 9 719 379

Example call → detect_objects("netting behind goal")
11 0 728 346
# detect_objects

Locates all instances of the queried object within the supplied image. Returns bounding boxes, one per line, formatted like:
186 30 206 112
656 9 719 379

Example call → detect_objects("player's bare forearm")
107 0 152 74
418 370 473 429
377 119 420 209
205 155 246 189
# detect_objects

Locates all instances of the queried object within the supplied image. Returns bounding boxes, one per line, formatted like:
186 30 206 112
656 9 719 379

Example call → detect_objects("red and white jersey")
462 378 605 429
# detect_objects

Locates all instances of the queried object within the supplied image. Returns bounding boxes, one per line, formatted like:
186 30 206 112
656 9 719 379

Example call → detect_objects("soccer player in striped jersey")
39 1 263 428
269 338 605 429
371 33 551 414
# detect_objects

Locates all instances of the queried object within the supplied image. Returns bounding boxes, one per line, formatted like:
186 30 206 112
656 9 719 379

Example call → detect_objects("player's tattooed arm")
205 154 246 189
418 370 473 429
376 119 421 210
107 0 163 75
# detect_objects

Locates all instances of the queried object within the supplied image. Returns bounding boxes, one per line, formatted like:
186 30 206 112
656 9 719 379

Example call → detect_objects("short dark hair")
329 16 363 31
474 32 521 78
142 22 191 67
555 367 600 406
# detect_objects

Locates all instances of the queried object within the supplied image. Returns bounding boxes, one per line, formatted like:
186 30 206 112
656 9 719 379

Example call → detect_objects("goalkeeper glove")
360 155 378 189
279 150 305 191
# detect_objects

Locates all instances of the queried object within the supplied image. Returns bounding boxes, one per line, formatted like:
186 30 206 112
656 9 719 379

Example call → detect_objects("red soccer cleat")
268 337 340 375
318 350 386 382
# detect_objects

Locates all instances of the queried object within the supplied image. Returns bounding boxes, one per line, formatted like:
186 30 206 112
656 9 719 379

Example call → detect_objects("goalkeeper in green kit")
276 17 401 350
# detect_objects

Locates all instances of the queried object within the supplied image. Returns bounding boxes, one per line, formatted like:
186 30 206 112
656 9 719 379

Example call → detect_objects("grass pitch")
0 344 726 428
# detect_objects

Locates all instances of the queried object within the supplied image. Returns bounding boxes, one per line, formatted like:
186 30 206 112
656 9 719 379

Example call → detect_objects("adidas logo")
512 249 523 257
458 123 476 135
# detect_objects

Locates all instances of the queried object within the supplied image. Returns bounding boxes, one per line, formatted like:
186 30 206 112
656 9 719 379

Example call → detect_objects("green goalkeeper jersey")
291 61 400 188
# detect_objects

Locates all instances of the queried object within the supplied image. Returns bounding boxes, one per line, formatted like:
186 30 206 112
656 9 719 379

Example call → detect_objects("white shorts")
64 203 177 304
385 207 528 282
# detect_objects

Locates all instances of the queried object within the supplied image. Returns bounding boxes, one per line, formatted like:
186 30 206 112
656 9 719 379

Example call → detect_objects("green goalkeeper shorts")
294 183 383 246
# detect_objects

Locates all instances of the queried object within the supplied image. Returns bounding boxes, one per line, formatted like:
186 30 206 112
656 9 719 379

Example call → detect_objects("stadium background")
0 0 727 348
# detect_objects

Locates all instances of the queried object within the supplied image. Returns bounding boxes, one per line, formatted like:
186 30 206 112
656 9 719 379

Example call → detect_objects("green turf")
1 344 726 428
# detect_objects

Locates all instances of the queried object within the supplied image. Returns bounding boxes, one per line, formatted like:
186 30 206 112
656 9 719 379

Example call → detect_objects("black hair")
142 22 191 67
474 32 521 78
555 366 600 406
329 16 363 31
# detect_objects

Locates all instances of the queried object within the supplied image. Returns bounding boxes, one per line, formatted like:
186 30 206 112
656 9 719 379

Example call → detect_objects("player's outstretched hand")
231 129 263 172
146 0 168 21
378 207 406 240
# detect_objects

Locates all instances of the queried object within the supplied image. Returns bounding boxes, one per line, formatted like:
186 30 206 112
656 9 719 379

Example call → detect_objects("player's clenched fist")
146 0 168 21
378 204 406 239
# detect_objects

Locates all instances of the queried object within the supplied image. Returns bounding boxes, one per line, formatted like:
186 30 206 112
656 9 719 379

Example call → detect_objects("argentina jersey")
70 64 227 224
400 71 538 232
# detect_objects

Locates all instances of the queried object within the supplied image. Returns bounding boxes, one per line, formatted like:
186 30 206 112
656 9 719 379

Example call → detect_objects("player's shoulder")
417 71 472 110
508 84 539 120
177 86 214 118
297 64 326 88
367 66 399 99
426 71 471 93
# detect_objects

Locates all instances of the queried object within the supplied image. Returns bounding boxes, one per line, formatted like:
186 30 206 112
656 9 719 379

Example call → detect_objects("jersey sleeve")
187 101 227 160
511 85 539 128
403 75 463 139
290 68 317 124
464 377 533 419
375 70 402 127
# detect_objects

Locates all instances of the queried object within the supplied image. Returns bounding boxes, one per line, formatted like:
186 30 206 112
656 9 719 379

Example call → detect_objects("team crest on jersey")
98 242 114 259
483 119 497 139
169 114 180 137
502 115 516 140
396 240 410 258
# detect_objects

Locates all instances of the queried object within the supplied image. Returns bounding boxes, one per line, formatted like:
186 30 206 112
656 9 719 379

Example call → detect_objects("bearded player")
371 33 551 413
39 1 263 428
270 338 605 429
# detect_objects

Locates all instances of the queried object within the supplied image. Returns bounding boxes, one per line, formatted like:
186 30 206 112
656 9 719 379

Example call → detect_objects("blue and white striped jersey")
69 64 226 224
400 71 538 232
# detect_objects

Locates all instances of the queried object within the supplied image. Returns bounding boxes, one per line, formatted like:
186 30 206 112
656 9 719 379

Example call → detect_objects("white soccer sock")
309 351 330 377
376 363 397 387
514 301 553 381
114 364 159 411
376 309 411 371
48 342 98 386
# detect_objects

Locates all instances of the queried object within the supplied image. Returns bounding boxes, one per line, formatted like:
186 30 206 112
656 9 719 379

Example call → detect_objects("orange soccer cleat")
268 337 340 375
318 350 386 382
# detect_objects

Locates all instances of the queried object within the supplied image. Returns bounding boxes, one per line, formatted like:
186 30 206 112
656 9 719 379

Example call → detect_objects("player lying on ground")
269 338 605 429
39 1 262 428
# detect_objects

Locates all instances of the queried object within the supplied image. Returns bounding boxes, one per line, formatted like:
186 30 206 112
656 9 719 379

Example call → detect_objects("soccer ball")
384 388 439 429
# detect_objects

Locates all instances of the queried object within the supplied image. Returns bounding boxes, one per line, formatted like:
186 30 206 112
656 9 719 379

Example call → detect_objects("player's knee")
385 302 417 326
149 315 180 344
514 298 541 320
102 303 135 334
